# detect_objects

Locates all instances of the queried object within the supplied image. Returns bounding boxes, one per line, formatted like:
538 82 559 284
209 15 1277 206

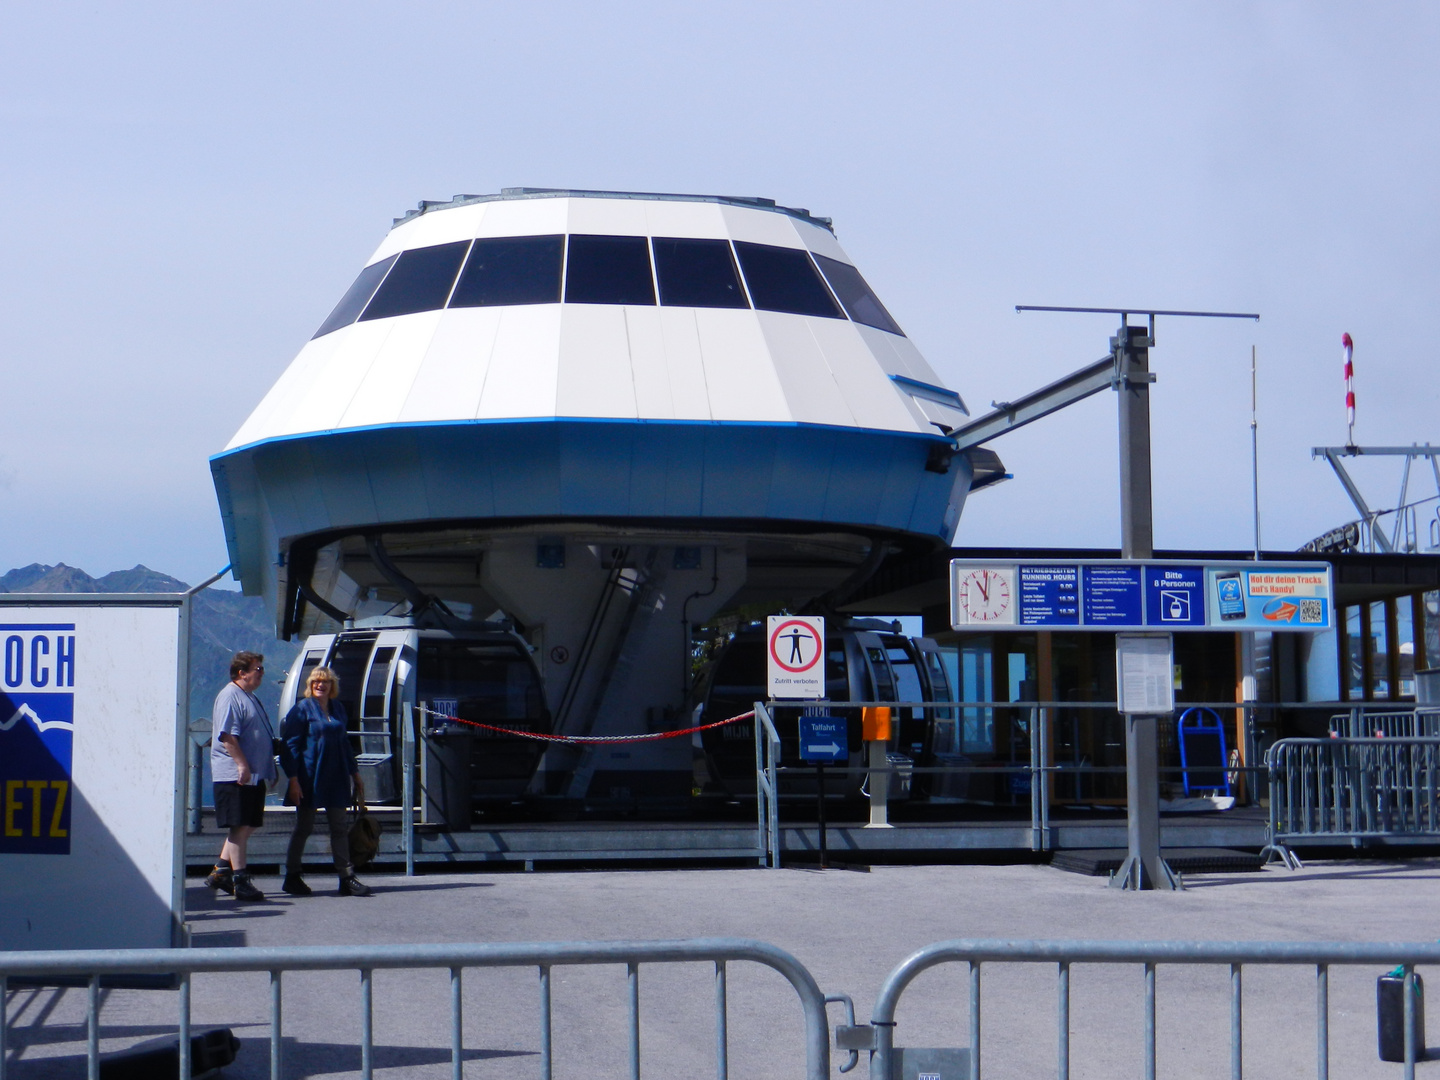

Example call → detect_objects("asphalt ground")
6 857 1440 1078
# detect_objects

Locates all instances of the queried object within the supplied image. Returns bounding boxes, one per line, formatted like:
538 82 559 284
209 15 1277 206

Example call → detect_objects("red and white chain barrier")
418 704 755 745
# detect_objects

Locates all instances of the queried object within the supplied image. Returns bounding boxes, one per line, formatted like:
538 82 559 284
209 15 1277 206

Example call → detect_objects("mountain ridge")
0 563 300 721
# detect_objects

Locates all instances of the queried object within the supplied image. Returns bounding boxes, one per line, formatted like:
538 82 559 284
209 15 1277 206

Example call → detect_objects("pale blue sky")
2 3 1436 585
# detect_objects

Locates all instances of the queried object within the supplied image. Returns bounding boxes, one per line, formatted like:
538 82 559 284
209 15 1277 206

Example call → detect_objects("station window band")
313 235 904 338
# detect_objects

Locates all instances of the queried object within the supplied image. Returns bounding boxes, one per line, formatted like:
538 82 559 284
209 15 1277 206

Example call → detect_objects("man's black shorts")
214 782 267 828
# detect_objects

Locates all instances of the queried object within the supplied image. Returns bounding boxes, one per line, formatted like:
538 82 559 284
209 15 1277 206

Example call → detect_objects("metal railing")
754 702 782 868
857 938 1440 1080
1327 707 1440 739
0 938 829 1080
1264 736 1440 867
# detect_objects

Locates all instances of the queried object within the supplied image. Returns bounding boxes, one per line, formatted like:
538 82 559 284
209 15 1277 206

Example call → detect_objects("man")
206 651 276 901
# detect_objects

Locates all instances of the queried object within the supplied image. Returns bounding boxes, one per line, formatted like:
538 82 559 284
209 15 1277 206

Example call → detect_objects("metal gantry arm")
949 355 1117 452
1311 444 1440 555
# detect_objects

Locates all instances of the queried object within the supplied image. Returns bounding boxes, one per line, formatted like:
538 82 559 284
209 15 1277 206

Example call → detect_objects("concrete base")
186 807 1273 870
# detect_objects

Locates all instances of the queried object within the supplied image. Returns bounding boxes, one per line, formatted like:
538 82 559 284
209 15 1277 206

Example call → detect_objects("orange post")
862 706 891 742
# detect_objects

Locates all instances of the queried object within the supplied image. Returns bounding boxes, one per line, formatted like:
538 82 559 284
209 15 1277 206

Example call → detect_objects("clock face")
957 568 1014 623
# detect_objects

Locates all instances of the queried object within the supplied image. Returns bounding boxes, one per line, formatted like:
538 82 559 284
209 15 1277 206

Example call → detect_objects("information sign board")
798 715 846 762
0 597 186 952
1083 564 1143 625
951 559 1333 633
766 615 825 699
1116 633 1176 714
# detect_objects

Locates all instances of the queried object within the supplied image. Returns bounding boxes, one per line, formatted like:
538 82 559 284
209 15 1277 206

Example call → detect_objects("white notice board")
1115 633 1175 715
0 597 186 951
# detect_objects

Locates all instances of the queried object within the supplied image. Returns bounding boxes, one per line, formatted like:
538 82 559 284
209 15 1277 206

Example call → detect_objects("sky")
1 2 1437 587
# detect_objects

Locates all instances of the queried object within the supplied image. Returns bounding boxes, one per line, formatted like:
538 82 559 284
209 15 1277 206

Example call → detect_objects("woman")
279 667 372 897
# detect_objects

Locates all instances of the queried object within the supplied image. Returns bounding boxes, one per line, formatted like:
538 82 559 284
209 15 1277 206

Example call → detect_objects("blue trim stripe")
889 374 965 408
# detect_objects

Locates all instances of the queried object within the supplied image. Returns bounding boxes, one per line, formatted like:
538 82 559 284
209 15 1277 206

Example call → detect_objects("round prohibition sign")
769 619 822 673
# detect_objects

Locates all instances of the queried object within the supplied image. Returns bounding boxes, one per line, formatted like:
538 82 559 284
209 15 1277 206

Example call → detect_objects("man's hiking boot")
338 875 372 897
281 873 312 896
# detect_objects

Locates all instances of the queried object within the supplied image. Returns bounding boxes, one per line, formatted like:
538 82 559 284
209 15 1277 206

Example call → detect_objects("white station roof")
225 189 968 452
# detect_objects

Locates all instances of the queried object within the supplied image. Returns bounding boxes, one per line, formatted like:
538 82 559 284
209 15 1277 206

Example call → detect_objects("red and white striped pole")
1342 332 1355 445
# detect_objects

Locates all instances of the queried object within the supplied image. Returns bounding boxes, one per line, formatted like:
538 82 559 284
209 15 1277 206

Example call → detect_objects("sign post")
799 714 845 867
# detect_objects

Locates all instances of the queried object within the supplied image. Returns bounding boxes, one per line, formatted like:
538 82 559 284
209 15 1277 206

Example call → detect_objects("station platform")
184 804 1273 870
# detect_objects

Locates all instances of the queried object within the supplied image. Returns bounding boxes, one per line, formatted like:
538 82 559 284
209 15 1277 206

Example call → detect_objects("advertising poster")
1 624 76 855
1206 567 1331 629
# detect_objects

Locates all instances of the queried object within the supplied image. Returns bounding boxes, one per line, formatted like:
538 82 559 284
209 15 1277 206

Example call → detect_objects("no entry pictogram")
766 615 825 699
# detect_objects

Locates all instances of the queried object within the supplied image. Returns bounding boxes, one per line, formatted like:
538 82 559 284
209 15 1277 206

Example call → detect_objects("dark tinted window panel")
733 242 844 319
813 253 905 336
312 255 397 338
359 240 470 321
652 237 748 309
564 234 655 306
449 235 563 308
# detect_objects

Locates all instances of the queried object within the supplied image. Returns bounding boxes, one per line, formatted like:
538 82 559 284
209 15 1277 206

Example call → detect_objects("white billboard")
0 597 186 951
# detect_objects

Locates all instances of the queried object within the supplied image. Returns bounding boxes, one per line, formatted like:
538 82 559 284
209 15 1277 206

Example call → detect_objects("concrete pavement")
6 857 1440 1078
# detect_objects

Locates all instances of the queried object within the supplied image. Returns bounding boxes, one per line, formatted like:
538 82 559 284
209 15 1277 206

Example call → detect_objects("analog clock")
956 567 1015 624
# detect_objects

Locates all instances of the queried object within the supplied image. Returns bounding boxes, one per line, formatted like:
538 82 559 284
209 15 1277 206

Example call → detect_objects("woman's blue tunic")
280 697 358 808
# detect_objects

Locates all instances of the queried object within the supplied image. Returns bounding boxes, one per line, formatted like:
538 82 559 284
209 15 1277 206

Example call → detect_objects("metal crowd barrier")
851 938 1440 1080
1263 736 1440 869
1327 707 1440 739
0 938 830 1080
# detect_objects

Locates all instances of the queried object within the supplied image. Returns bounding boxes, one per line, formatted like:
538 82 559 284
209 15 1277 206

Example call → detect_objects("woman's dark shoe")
281 873 312 896
204 865 234 895
232 872 266 902
338 875 372 897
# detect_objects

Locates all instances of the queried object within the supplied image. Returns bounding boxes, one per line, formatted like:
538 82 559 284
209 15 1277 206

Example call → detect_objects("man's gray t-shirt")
210 681 277 785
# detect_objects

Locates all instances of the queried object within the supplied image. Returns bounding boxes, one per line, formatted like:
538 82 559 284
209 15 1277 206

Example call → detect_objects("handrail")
754 701 781 868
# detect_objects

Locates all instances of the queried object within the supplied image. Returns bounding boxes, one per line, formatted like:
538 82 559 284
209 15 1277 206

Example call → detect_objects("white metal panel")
656 308 714 420
261 319 397 436
718 203 808 249
909 396 968 432
0 602 184 951
398 307 504 422
555 305 639 419
694 308 791 422
869 327 949 386
755 313 858 427
621 306 677 419
370 202 487 261
807 319 928 434
565 196 651 237
475 304 562 418
338 311 446 429
641 199 731 240
475 198 569 238
792 218 849 262
226 331 345 449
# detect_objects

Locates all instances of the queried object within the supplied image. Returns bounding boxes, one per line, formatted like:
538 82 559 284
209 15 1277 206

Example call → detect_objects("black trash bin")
1378 969 1426 1062
424 725 475 830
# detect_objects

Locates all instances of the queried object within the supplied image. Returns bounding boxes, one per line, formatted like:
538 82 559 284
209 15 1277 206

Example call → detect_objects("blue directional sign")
798 715 847 762
1143 565 1206 627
